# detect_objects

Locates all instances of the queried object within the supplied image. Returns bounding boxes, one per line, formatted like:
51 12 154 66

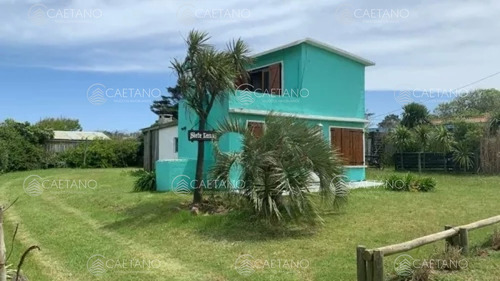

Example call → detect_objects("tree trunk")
193 117 206 205
0 207 6 281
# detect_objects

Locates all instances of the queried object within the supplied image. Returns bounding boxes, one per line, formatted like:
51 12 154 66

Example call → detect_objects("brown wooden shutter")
349 130 364 165
268 63 281 95
330 128 363 165
248 122 264 138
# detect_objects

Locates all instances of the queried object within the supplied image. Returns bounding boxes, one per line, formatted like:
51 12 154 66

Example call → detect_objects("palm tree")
171 30 252 206
390 125 413 170
452 141 474 172
401 103 430 129
413 125 431 172
211 114 347 223
487 111 500 136
433 126 455 171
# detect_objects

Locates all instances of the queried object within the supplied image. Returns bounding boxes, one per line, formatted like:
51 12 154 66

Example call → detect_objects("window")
174 137 178 153
330 128 364 165
247 63 282 95
247 121 265 138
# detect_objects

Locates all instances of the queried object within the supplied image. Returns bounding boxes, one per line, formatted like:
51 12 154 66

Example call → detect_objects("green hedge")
61 138 140 168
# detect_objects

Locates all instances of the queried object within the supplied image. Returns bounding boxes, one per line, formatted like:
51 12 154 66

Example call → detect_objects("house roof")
52 131 110 141
141 120 178 132
252 38 375 66
431 115 490 125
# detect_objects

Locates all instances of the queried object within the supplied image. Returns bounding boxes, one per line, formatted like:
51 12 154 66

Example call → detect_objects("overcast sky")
0 0 499 130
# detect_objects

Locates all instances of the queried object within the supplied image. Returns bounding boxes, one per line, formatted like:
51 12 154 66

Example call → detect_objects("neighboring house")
142 114 178 171
46 131 110 153
156 38 375 191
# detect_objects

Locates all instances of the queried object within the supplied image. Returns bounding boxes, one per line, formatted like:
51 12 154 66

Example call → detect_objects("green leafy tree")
401 103 430 129
0 119 53 172
378 114 400 131
36 117 82 131
171 30 252 205
211 114 347 224
434 89 500 118
150 86 182 119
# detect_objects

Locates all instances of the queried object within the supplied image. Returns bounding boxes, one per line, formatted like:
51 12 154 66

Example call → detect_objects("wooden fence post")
373 250 384 281
0 206 6 281
364 251 374 281
459 228 469 255
356 246 367 281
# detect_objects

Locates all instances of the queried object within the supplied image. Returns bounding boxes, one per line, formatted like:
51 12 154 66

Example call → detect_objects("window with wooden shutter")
330 128 364 165
248 121 264 138
248 63 281 95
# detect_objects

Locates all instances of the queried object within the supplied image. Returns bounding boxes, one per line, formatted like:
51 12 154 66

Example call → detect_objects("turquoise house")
156 38 375 191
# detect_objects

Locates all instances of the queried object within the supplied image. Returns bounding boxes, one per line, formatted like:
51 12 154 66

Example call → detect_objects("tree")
36 117 82 131
150 86 182 119
211 114 347 224
401 103 430 129
432 126 455 171
434 89 500 118
412 125 431 172
378 114 400 131
389 125 413 170
171 30 252 206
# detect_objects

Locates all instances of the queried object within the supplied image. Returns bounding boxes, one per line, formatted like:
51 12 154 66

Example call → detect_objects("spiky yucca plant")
210 114 347 224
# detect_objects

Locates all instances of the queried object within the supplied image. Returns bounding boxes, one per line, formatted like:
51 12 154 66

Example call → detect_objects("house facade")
156 38 374 191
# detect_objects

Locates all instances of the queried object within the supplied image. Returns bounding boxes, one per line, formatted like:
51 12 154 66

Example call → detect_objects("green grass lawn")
0 168 499 280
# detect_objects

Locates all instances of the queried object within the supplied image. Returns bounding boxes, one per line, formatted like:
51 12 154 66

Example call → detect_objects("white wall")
158 126 178 159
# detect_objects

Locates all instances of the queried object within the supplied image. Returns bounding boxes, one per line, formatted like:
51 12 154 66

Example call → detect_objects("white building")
142 115 178 171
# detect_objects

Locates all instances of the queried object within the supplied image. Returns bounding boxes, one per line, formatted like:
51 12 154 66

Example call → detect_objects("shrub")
0 119 53 173
61 138 140 168
211 115 346 224
132 170 156 192
384 173 436 192
415 177 436 192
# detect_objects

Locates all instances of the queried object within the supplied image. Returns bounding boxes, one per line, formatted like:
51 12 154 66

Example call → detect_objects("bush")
0 119 53 173
384 173 436 192
132 170 156 192
61 138 140 168
415 177 436 192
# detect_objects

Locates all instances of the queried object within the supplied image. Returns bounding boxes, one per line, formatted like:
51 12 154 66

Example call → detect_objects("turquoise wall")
156 41 369 191
230 43 366 118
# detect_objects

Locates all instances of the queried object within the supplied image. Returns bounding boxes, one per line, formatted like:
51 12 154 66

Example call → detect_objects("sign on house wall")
188 130 215 142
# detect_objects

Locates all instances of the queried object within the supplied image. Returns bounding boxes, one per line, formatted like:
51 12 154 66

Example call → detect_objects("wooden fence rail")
357 215 500 281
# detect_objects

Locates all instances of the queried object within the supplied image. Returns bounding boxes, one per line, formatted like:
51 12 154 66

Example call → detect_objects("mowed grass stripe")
40 194 207 281
7 196 165 281
5 208 82 281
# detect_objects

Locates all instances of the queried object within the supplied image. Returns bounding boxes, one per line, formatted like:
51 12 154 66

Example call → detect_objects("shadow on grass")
101 196 192 231
195 210 320 242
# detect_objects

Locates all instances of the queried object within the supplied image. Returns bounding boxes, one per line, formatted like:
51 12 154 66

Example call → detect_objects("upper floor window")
246 63 282 95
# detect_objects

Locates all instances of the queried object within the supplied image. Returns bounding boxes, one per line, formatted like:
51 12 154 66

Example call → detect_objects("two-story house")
156 38 374 191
